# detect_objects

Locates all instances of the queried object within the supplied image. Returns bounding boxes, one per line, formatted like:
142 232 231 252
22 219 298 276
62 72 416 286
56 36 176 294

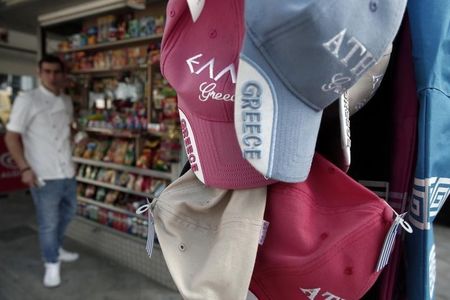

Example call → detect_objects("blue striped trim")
376 212 407 272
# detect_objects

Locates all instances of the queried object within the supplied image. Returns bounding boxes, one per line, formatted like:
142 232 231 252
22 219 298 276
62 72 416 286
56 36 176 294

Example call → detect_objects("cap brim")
179 107 274 189
235 33 323 182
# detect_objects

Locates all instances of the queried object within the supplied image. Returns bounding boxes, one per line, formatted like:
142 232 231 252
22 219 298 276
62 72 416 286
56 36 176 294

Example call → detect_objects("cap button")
209 29 217 39
344 267 353 275
369 1 378 12
320 233 328 240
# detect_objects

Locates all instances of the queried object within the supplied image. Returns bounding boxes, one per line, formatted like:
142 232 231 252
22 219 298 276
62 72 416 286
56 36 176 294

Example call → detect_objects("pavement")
0 190 449 300
0 190 181 300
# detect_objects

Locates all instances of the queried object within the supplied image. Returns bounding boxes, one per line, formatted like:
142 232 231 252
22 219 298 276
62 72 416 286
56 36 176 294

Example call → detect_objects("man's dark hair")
38 55 65 72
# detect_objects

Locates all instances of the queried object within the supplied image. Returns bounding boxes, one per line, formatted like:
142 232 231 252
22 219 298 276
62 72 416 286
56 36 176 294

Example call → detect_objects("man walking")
5 55 79 288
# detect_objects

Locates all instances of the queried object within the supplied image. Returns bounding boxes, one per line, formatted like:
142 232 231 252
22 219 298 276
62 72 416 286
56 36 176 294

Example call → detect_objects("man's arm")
4 131 37 187
5 131 28 169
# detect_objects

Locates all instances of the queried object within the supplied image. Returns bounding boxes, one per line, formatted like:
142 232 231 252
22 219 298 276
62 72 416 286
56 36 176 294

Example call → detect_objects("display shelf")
39 0 180 278
76 176 154 198
81 127 142 138
77 196 145 220
146 123 167 137
73 156 175 180
71 64 148 77
73 215 146 244
58 34 163 54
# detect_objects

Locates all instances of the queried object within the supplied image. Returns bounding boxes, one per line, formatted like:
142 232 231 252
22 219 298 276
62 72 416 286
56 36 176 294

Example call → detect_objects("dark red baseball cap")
160 0 275 189
250 153 394 300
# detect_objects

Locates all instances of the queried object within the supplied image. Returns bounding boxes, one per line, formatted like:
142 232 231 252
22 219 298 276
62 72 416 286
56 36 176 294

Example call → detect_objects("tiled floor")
0 190 449 300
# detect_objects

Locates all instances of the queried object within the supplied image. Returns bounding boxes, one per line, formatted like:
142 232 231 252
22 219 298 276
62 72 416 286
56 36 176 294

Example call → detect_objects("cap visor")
180 106 274 189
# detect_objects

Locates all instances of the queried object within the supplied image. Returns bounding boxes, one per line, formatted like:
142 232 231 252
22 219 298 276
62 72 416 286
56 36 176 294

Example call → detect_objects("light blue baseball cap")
234 0 407 182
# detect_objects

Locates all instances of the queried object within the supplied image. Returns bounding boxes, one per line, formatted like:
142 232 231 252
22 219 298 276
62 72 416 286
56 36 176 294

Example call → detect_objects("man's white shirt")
7 85 75 180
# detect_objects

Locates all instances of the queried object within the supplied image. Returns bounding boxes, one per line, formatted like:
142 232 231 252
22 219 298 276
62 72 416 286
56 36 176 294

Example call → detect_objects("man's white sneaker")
43 262 61 288
58 248 79 262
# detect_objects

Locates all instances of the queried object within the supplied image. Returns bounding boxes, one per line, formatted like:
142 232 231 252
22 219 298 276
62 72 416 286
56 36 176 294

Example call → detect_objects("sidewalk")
1 190 449 300
0 190 181 300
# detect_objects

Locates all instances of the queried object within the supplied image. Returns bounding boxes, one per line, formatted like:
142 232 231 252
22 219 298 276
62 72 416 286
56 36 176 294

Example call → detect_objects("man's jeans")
30 178 77 263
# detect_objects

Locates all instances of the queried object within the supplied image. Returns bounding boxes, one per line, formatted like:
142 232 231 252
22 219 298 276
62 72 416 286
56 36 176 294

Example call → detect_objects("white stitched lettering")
186 53 237 84
198 82 235 102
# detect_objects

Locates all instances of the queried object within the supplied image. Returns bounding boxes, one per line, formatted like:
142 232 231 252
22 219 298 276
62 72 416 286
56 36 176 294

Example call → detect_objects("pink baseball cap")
160 0 274 189
250 153 394 300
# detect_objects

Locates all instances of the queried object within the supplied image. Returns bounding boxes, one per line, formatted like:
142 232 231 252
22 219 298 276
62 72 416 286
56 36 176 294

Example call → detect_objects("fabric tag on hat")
259 220 270 245
136 199 156 258
145 212 155 258
187 0 205 22
376 212 412 271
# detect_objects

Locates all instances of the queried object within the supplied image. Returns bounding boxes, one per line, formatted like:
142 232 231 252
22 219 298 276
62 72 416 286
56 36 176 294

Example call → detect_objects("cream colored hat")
153 170 267 300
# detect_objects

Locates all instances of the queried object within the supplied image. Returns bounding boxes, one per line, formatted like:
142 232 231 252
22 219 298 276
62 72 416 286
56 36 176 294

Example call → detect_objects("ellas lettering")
299 288 344 300
181 119 199 172
186 53 238 102
186 53 237 83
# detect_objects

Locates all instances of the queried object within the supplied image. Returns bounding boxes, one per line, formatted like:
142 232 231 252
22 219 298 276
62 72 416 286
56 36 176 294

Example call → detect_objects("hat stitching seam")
160 0 198 77
250 278 271 300
255 214 385 275
158 203 264 225
248 1 330 43
363 1 405 62
245 2 338 111
245 25 321 112
259 216 384 274
270 190 385 213
160 2 193 77
156 204 264 231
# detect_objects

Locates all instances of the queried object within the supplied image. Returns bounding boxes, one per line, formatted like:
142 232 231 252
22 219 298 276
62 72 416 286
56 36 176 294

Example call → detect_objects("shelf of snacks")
76 177 155 198
63 44 160 75
58 34 164 54
71 64 148 77
63 42 160 76
76 179 155 239
72 157 175 180
40 1 182 239
147 64 179 135
76 197 150 240
75 150 171 193
77 196 146 220
73 126 181 176
55 9 164 75
81 127 142 139
54 9 165 53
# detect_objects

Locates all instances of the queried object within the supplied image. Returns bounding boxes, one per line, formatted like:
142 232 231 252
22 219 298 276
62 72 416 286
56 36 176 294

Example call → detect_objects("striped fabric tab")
136 198 156 258
376 212 408 272
145 211 156 258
